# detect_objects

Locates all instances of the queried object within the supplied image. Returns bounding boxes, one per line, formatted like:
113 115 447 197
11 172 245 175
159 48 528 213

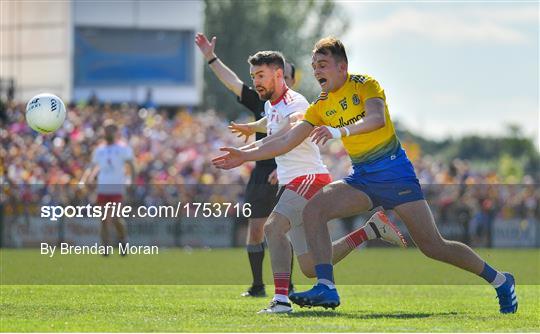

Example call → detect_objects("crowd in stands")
2 101 538 236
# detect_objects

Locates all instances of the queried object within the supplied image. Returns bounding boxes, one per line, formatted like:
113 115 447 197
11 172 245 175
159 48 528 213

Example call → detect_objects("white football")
26 93 66 134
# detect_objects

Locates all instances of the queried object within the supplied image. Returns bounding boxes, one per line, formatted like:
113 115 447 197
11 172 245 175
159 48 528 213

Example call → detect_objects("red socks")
274 272 290 297
345 228 368 250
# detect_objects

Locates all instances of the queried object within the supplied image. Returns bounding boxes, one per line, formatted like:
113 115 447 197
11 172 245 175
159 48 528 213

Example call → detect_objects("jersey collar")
270 85 289 106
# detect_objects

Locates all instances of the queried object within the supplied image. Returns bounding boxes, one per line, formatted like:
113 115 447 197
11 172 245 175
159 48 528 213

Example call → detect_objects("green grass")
1 248 539 332
1 285 538 332
2 248 539 285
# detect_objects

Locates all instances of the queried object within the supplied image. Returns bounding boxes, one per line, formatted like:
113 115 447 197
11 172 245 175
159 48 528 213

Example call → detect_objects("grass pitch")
1 248 539 332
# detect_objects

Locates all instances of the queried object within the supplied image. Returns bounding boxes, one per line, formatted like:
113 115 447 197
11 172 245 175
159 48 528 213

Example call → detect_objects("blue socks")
315 264 335 287
480 262 506 288
479 262 497 283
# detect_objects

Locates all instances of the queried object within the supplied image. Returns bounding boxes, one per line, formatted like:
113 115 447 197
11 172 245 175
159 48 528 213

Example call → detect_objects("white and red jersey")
265 88 328 184
92 143 134 195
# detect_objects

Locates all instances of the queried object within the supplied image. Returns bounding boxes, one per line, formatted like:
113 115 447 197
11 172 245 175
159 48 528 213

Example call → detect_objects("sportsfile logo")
41 202 252 221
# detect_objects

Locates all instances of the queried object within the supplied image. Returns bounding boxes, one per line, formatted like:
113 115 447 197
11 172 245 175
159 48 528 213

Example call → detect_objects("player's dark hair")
103 119 118 144
247 51 285 71
313 37 348 64
289 63 296 79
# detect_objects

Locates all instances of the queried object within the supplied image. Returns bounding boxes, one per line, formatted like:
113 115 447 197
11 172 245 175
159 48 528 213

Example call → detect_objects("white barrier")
3 215 235 248
2 215 537 248
492 218 538 248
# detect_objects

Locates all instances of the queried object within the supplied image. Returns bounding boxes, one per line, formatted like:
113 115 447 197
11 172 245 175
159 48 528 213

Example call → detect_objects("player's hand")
195 33 216 61
228 121 255 143
310 126 340 145
212 147 246 170
267 169 278 185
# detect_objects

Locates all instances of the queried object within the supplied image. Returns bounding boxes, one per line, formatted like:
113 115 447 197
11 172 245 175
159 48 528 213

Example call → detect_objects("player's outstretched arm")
228 117 267 143
347 98 386 135
195 33 243 97
256 112 302 145
239 113 300 150
212 121 313 170
311 97 386 145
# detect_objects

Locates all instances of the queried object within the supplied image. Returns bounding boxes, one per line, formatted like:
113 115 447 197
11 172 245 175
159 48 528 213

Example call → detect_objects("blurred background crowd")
2 98 538 248
1 0 538 248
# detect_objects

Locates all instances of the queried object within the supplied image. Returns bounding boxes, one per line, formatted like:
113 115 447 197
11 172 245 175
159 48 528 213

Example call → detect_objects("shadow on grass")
290 310 459 319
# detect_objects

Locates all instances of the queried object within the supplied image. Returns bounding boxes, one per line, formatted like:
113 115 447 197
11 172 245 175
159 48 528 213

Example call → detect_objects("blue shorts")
343 150 424 210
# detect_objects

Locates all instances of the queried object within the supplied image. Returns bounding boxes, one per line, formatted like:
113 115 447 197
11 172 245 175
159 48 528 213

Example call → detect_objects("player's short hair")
288 62 296 79
313 36 348 64
248 51 285 71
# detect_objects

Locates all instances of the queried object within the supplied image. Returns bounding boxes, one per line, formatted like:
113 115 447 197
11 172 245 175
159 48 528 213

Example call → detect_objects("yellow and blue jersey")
304 73 401 165
304 73 424 209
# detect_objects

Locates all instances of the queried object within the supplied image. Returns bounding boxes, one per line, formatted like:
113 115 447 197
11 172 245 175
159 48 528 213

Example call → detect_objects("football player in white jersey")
80 120 136 255
225 51 407 314
196 32 298 297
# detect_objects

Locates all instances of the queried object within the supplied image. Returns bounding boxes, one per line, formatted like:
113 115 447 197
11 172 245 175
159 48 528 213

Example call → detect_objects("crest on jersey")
352 94 360 105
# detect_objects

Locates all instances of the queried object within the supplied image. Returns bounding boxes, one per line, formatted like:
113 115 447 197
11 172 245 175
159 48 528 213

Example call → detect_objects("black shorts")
245 164 279 219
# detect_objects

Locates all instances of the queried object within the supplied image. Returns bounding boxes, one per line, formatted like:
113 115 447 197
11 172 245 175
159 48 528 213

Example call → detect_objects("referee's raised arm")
195 33 246 100
195 33 296 117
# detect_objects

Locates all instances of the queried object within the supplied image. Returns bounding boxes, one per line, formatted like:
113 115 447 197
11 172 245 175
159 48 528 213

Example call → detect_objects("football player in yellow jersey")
213 37 517 314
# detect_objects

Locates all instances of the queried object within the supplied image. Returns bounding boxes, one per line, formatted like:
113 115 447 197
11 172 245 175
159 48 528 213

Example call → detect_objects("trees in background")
202 2 538 181
203 0 348 118
398 124 539 181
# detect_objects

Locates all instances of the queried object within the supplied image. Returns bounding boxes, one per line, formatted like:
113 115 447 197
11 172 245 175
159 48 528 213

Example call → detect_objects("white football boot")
257 299 293 314
366 211 408 248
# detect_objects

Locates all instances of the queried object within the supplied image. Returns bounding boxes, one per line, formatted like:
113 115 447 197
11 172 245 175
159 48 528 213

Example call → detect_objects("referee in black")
196 33 295 297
